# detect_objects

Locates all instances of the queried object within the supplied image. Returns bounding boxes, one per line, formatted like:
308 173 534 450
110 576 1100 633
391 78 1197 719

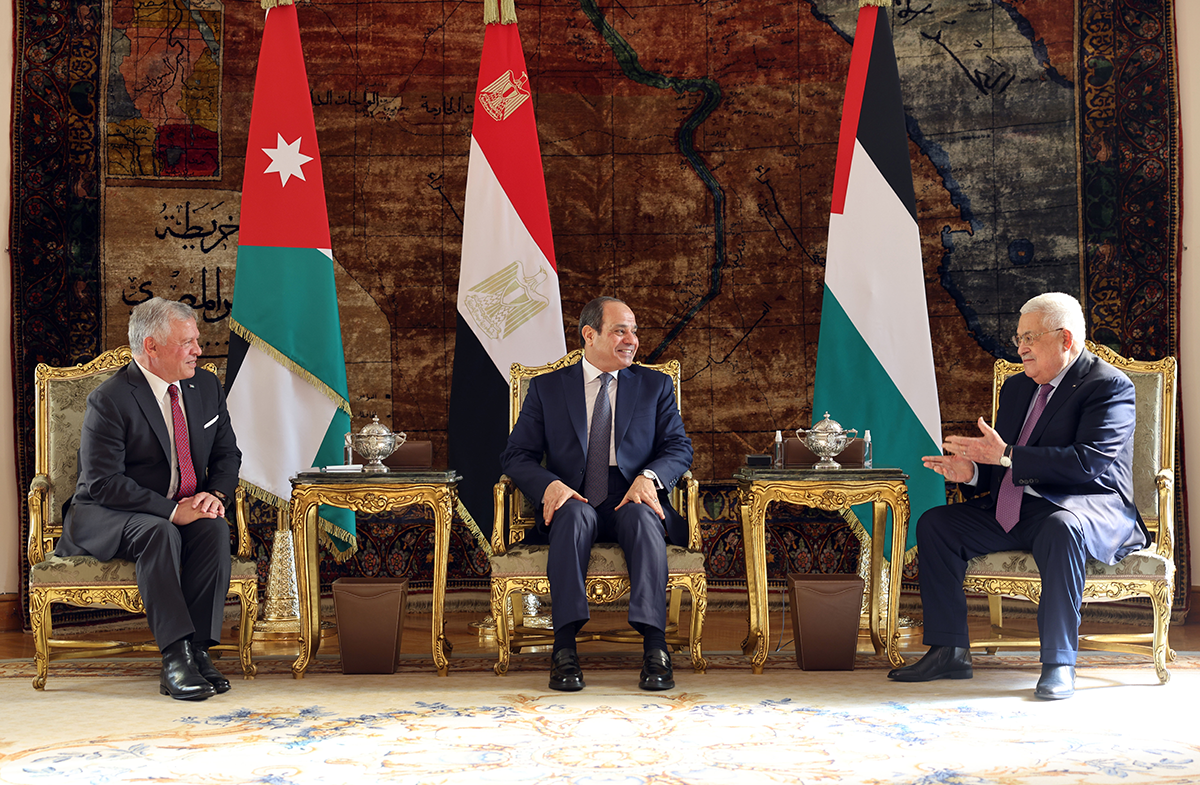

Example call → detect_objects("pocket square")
203 415 219 429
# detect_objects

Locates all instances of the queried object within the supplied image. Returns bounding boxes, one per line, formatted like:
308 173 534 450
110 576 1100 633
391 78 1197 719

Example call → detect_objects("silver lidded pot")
795 412 857 470
350 415 406 473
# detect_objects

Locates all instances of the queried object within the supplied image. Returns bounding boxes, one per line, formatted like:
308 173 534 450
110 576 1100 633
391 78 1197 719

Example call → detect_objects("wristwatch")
999 444 1013 468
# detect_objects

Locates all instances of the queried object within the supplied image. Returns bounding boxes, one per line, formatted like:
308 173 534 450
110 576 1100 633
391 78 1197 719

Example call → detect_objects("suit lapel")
1027 350 1094 445
563 363 588 453
613 366 640 453
126 363 172 463
179 378 204 476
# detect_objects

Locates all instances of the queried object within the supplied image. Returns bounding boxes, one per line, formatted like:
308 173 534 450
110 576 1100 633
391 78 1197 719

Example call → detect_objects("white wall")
2 0 18 595
1 6 1198 597
1177 2 1199 593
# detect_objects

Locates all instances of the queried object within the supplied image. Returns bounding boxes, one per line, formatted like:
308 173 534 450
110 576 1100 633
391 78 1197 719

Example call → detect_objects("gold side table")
733 467 910 673
288 470 462 678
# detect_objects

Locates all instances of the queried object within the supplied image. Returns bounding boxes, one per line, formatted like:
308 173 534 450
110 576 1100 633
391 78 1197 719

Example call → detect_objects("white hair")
129 298 196 357
1020 292 1086 344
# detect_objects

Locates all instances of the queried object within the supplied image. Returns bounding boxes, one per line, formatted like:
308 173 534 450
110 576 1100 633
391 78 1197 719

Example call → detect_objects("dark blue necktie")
584 373 612 506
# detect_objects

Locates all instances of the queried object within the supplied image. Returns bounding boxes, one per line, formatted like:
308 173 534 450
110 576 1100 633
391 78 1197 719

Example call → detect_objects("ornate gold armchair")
26 347 259 689
489 349 708 676
962 342 1176 682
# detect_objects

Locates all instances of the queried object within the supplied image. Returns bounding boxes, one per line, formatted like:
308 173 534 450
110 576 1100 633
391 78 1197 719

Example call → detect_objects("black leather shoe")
192 646 231 694
639 649 675 691
549 649 585 692
1034 664 1075 700
887 645 973 682
160 640 216 701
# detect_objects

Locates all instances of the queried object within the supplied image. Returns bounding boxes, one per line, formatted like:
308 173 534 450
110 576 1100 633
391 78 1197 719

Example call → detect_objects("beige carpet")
2 653 1199 784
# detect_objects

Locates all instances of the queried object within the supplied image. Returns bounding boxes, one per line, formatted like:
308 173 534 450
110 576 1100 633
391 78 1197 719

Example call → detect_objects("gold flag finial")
261 0 295 9
484 0 517 25
860 0 890 7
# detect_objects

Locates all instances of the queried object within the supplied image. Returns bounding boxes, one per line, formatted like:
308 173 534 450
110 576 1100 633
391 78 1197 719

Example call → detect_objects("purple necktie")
994 383 1053 532
168 384 197 501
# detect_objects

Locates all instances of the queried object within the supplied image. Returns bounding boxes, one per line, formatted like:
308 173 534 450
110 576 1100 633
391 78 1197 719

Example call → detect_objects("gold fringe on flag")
227 317 352 416
239 478 359 561
483 0 517 25
260 0 296 9
859 0 890 7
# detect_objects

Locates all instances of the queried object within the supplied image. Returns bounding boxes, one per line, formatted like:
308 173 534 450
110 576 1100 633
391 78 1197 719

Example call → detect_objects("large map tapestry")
11 1 1186 617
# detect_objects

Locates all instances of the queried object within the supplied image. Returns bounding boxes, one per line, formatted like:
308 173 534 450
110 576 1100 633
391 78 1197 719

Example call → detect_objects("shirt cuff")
170 503 180 524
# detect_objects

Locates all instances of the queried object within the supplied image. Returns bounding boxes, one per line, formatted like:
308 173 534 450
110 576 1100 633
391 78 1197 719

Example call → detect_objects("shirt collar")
581 356 618 384
1047 350 1082 391
133 358 179 401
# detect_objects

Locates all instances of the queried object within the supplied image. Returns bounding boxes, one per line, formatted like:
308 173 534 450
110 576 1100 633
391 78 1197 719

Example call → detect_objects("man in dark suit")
888 292 1148 699
58 298 242 700
500 296 693 692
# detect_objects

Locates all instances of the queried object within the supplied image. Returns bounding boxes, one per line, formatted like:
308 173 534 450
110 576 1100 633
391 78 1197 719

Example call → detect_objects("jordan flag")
226 1 356 558
812 0 942 553
449 4 566 536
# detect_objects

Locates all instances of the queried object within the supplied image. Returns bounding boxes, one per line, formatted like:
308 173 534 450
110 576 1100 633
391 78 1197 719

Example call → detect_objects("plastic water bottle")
863 429 873 469
773 430 784 468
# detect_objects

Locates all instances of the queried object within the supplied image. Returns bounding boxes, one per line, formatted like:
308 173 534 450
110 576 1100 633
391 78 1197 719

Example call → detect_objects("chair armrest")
676 470 701 551
492 476 513 556
27 474 51 566
232 484 253 560
1153 468 1175 560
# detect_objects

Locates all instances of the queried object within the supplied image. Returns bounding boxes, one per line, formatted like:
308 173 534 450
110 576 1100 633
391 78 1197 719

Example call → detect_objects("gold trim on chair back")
29 347 134 565
989 341 1176 557
499 349 685 549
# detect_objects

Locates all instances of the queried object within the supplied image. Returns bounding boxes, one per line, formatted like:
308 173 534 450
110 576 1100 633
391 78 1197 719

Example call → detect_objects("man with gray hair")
888 292 1148 699
58 297 242 700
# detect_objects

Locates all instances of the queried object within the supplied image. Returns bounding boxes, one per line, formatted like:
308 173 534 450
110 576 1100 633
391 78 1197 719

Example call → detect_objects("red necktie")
168 384 197 501
994 383 1053 532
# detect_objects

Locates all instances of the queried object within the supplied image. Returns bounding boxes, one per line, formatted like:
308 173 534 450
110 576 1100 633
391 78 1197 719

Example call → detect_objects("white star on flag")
262 133 312 187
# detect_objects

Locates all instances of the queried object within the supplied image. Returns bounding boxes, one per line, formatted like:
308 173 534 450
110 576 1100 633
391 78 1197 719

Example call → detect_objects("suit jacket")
500 362 694 546
57 362 242 561
965 349 1148 565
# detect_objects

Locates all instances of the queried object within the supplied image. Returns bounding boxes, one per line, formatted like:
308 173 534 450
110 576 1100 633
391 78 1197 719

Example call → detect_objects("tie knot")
168 384 180 402
1038 383 1053 400
598 372 611 388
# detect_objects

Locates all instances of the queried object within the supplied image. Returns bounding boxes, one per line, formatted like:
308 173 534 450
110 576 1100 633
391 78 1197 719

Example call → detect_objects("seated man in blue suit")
889 292 1148 699
500 296 694 692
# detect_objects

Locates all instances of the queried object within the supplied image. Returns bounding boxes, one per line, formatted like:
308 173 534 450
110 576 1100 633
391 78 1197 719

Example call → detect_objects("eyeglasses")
1011 328 1063 348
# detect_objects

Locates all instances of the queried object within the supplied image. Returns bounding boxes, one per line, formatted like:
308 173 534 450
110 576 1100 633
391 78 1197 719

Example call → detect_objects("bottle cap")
774 429 782 441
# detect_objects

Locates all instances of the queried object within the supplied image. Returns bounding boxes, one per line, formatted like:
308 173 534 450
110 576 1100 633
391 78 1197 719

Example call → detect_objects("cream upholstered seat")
489 349 708 676
962 342 1176 682
27 347 258 689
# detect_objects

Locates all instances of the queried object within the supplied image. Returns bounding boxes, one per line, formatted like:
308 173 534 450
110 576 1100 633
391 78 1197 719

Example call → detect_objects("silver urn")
795 412 857 470
350 416 406 473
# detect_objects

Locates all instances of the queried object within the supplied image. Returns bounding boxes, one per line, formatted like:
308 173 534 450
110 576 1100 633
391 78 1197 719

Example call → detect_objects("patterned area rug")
2 660 1198 784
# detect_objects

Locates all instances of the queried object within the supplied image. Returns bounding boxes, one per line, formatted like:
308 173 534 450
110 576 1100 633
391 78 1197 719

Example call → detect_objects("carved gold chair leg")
29 590 51 691
493 582 514 676
687 577 708 674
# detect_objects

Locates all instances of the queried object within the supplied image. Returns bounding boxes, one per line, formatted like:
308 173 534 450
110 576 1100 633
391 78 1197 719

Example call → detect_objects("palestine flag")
449 3 566 537
812 0 943 553
226 0 356 558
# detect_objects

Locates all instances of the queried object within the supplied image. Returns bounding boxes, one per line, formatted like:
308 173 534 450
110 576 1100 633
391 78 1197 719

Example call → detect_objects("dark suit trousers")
547 468 669 632
116 514 232 650
917 495 1086 665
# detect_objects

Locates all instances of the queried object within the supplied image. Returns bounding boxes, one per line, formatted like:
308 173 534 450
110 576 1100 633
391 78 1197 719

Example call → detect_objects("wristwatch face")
641 470 655 479
1000 456 1012 468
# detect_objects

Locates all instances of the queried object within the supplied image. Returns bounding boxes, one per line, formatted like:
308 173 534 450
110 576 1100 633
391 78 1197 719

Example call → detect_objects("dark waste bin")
787 573 865 670
332 577 409 674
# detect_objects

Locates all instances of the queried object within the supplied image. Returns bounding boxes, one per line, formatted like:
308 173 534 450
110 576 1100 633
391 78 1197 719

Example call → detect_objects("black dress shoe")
549 649 585 692
192 646 231 694
160 640 217 701
639 649 675 691
887 645 973 682
1034 664 1075 700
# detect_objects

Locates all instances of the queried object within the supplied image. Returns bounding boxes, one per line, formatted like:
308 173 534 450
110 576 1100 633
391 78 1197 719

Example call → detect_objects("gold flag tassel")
860 0 890 7
261 0 295 9
483 0 518 25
